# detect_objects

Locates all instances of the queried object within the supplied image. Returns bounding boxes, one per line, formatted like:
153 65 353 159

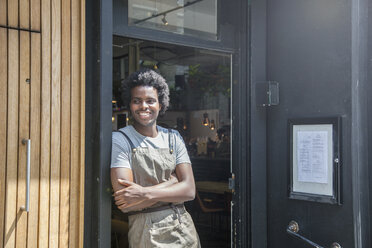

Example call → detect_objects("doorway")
111 36 232 247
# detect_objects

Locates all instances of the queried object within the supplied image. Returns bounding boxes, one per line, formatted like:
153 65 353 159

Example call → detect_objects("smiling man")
111 69 200 248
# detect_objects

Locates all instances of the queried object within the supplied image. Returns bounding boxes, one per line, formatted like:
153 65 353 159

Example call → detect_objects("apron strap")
116 130 136 152
168 128 174 154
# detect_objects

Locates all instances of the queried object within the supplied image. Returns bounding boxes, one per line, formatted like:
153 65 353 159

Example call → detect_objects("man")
111 69 200 247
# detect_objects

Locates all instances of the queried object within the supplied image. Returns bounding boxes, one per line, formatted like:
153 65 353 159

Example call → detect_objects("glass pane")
128 0 218 40
113 36 231 247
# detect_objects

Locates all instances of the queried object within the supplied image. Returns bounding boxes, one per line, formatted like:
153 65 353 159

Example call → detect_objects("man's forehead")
131 86 158 97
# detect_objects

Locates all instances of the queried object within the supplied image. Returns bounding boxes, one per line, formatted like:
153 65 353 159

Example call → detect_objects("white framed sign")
289 117 341 205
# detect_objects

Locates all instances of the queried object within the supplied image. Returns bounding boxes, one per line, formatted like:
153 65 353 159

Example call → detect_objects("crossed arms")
111 163 196 213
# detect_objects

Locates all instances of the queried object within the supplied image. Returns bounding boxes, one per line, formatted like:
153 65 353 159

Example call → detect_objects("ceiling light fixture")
202 113 210 127
161 14 168 26
210 120 215 130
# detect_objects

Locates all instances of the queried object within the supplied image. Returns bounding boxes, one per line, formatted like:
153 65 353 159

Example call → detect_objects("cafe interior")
111 36 232 247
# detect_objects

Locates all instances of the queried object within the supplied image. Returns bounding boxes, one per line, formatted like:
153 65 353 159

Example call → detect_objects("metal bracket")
255 81 279 107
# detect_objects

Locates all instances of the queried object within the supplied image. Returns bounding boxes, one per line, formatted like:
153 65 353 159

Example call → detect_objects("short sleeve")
174 130 191 165
111 132 132 169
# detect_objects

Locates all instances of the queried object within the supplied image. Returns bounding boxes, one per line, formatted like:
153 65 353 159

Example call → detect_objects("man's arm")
111 167 180 212
113 163 196 212
111 167 133 193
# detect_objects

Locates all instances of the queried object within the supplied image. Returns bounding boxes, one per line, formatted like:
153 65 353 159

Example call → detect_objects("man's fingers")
115 199 125 205
113 187 127 196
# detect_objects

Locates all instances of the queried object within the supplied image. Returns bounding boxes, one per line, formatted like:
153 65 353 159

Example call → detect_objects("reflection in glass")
113 36 231 160
128 0 218 40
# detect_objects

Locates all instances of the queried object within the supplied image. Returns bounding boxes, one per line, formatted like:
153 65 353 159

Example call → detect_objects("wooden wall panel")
1 0 86 247
60 0 71 246
39 0 51 246
0 28 8 248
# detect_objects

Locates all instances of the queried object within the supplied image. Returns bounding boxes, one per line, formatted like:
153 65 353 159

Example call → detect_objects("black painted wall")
256 0 370 247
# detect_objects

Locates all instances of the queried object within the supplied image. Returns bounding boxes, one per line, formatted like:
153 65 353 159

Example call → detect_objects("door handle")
20 139 31 212
287 221 342 248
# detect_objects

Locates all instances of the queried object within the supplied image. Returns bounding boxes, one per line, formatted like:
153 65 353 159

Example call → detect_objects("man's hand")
114 179 155 212
114 179 149 206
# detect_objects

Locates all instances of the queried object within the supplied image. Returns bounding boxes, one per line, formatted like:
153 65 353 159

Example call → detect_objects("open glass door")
111 36 232 247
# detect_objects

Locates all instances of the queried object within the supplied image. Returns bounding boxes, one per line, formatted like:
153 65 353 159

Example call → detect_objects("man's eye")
147 100 156 104
132 100 140 104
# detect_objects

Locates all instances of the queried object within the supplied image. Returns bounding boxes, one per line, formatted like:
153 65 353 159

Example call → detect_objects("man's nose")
140 101 149 108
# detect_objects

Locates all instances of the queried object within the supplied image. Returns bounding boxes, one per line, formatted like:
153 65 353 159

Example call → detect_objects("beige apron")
118 130 201 248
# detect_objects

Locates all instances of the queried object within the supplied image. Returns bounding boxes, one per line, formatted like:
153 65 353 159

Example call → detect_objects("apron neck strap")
116 128 174 154
117 130 136 151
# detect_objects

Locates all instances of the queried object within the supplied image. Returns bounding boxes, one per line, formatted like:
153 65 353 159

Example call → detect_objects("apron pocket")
149 212 198 247
149 217 185 247
150 212 179 228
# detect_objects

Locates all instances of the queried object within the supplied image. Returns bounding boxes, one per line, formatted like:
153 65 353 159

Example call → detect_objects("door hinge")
255 81 279 107
229 174 235 192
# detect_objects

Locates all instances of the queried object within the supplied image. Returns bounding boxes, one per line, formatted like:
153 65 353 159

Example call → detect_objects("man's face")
130 86 161 128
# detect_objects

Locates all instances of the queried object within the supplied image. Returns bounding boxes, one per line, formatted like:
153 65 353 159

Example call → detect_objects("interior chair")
194 191 226 232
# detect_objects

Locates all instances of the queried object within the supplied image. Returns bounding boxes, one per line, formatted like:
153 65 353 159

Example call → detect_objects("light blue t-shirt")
111 125 191 169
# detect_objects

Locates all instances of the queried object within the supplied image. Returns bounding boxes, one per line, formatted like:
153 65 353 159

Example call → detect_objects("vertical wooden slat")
50 0 61 246
0 28 8 248
4 29 19 248
27 0 41 246
79 0 86 246
27 32 41 248
69 0 81 246
20 0 30 29
31 0 41 31
15 31 31 248
0 0 6 26
16 1 31 247
8 0 18 27
59 0 71 246
5 6 20 247
39 0 51 246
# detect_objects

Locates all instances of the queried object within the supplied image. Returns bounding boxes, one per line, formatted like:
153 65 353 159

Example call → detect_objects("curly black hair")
121 69 170 115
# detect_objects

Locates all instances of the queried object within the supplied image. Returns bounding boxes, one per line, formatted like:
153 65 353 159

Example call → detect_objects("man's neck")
133 123 158 138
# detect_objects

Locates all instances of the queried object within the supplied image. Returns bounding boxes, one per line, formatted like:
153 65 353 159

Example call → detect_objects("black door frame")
85 0 251 247
85 0 113 247
249 0 268 247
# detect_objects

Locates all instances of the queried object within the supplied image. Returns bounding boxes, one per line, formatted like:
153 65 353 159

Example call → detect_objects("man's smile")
136 111 152 118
